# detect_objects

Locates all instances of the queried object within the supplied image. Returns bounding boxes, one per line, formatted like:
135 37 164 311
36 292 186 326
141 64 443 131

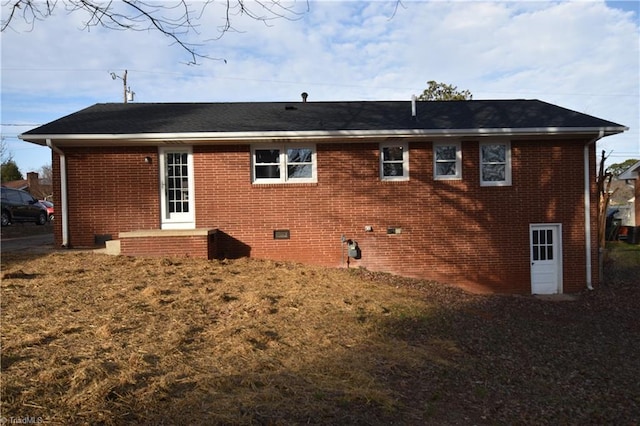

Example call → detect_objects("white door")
530 224 562 294
159 147 195 229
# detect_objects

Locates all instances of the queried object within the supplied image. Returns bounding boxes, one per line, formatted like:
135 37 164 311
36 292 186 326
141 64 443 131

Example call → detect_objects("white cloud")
1 0 638 172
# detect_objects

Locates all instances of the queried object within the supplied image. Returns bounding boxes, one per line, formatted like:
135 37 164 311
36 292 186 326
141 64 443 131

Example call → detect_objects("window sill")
252 182 319 188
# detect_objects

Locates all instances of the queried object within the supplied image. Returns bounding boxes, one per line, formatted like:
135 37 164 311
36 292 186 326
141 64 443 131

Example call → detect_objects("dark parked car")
39 200 54 222
1 187 48 226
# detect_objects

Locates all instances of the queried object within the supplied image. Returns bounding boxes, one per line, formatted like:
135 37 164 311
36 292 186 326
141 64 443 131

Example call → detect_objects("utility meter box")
347 241 361 259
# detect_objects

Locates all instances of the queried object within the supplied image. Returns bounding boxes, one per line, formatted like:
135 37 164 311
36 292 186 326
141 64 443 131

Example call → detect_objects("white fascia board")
20 126 628 146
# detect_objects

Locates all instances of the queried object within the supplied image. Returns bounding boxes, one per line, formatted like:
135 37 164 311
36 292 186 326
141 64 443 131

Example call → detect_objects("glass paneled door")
159 147 195 229
530 224 562 294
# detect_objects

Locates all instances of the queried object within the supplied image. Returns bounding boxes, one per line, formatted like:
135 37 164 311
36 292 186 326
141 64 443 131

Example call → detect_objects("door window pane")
166 151 190 214
532 228 554 261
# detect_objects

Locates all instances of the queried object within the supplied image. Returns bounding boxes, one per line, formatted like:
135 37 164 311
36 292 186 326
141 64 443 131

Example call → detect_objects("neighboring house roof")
20 99 627 145
1 172 53 199
618 160 640 180
1 179 28 190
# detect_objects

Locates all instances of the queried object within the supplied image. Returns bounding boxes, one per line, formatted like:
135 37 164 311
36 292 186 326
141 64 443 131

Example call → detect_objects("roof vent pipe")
301 92 308 103
411 94 417 119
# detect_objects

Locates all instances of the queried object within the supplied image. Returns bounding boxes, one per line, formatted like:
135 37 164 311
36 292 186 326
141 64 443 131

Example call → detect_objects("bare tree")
39 163 53 185
597 150 616 284
1 0 310 64
0 137 13 164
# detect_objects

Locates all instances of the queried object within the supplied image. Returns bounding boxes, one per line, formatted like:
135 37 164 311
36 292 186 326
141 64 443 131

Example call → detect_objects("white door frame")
530 223 563 294
159 146 195 230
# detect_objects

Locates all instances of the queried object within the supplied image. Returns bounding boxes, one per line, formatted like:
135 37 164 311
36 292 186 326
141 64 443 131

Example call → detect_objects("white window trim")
252 144 317 184
479 141 512 187
433 142 462 180
380 141 409 181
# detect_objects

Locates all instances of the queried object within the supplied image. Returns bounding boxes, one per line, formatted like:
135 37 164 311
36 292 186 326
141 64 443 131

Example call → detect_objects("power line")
2 67 638 99
1 124 42 127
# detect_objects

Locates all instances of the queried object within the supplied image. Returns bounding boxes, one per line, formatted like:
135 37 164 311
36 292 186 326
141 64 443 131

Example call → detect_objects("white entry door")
159 147 195 229
530 224 562 294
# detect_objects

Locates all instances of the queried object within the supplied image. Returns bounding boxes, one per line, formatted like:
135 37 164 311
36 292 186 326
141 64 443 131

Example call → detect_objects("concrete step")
102 239 121 255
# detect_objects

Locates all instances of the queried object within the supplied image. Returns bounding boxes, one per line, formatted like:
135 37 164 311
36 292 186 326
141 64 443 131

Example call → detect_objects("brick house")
1 172 53 200
20 99 627 294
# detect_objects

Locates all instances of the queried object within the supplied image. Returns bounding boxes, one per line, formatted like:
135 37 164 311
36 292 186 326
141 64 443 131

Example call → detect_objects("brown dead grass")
1 248 639 425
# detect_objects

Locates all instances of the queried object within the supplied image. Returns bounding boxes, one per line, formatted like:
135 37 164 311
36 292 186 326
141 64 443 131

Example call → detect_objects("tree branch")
2 0 404 64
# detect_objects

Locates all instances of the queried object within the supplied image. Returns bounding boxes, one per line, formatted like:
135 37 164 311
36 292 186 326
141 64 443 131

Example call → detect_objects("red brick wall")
52 146 160 247
51 138 599 293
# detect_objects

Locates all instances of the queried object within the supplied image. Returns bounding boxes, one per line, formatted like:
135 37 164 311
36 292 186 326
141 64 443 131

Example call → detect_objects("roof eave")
618 160 640 180
20 126 628 146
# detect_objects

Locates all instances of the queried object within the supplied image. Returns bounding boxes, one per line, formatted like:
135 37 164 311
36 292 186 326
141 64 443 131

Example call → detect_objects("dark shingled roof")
21 99 626 137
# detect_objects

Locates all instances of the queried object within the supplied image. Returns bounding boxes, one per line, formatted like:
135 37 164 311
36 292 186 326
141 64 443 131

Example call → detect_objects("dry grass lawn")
1 244 639 425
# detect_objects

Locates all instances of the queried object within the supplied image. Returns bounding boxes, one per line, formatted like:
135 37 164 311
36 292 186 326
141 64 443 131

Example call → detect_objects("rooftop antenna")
110 70 133 103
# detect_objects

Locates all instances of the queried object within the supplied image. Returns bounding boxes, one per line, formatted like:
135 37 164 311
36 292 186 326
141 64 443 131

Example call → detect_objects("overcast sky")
1 0 638 175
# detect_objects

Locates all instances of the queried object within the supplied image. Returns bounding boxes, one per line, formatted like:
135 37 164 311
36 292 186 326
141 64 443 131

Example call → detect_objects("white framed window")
252 144 317 184
434 142 462 180
480 141 511 186
380 141 409 181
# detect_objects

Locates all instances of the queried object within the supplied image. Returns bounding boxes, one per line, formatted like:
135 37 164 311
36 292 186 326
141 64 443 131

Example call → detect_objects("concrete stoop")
96 239 121 255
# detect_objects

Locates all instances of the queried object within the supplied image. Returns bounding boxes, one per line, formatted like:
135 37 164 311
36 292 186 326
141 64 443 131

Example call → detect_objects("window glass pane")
435 145 456 161
540 246 546 260
256 149 280 163
547 230 553 245
383 163 404 177
255 165 280 179
482 164 506 181
253 145 316 183
533 230 539 245
383 146 404 161
288 164 312 178
288 148 312 163
547 246 553 260
7 191 20 202
482 145 506 162
533 246 539 261
436 162 456 176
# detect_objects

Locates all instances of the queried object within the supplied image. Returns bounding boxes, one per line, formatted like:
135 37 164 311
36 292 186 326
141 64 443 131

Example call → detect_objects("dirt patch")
1 247 639 424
